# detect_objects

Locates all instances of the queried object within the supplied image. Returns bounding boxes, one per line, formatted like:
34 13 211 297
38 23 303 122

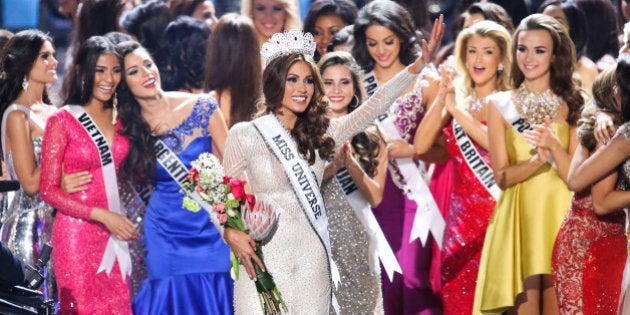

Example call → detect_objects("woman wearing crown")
221 21 443 314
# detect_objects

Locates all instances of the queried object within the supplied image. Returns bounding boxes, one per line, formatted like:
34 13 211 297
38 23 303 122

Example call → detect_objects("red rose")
229 178 246 200
245 194 255 208
190 168 200 181
222 175 231 185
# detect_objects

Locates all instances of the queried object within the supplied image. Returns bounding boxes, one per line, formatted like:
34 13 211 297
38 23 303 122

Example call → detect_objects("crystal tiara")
260 30 316 65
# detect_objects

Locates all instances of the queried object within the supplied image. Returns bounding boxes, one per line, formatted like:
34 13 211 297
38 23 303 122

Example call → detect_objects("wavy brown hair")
259 53 334 164
511 14 583 125
577 66 619 151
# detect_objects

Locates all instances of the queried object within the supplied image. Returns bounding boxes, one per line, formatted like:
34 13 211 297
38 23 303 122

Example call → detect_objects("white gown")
223 69 417 314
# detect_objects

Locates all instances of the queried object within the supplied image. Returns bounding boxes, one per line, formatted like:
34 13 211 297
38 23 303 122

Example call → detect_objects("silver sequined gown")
223 69 416 314
0 135 56 299
322 178 383 314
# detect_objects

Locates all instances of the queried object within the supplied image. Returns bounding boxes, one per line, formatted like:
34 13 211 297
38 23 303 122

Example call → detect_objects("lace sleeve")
39 112 93 220
327 67 418 144
215 122 251 237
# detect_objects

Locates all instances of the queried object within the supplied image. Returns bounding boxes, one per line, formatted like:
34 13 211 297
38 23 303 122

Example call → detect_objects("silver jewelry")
22 76 29 91
260 30 316 65
513 83 562 125
467 91 493 112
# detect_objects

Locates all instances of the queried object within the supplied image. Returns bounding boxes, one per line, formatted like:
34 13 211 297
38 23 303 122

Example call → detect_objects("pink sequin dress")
40 109 132 315
440 120 495 315
552 190 626 314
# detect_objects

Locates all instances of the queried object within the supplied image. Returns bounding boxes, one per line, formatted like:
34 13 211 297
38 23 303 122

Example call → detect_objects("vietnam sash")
65 105 131 279
253 114 341 313
452 119 501 200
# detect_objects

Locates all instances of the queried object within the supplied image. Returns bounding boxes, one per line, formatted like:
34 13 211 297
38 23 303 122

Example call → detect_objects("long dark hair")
303 0 358 60
617 54 630 123
318 51 382 176
511 14 583 125
204 13 261 127
352 0 422 72
162 16 210 92
260 53 334 164
538 0 588 59
65 36 120 107
0 30 52 118
577 65 618 151
115 41 158 182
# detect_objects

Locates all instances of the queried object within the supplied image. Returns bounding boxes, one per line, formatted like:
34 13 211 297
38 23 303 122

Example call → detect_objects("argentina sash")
335 168 402 281
489 91 556 166
152 139 225 234
452 119 501 200
65 105 132 279
253 114 341 313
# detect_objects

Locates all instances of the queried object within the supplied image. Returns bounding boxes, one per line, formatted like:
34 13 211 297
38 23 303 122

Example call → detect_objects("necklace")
513 83 562 125
467 91 494 112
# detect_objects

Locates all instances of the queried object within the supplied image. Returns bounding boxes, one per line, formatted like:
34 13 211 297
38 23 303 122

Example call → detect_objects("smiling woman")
302 0 357 61
40 35 136 314
241 0 301 47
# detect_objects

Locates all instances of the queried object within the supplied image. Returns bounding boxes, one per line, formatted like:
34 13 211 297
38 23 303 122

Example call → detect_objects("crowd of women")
2 0 630 314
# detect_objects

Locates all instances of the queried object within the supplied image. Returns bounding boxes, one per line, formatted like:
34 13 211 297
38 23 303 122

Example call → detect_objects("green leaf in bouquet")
182 196 201 212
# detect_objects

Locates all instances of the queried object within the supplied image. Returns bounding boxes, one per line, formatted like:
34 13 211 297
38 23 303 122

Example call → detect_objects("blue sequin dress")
133 95 233 315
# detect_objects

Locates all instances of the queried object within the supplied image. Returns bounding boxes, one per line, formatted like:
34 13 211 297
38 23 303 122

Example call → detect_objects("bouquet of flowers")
182 153 287 314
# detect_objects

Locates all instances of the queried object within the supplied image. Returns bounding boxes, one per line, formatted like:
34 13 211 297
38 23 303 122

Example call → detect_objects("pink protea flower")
241 199 279 242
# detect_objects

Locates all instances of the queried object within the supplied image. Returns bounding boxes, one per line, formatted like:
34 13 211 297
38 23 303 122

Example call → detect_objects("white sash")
490 92 556 166
252 114 341 313
362 70 379 98
153 139 216 215
335 168 402 281
452 119 502 200
376 114 445 247
65 105 131 280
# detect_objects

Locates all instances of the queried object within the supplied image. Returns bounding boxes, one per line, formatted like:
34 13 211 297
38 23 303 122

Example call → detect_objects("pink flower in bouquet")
229 178 247 200
214 202 225 213
241 199 279 241
219 213 228 224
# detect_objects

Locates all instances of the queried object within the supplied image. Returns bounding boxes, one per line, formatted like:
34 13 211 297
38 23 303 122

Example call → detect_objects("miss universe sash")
65 105 132 279
452 119 501 200
335 168 402 281
253 114 341 313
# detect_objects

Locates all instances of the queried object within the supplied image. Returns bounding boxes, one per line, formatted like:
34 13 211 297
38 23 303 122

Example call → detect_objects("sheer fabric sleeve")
40 112 93 220
215 122 250 236
614 122 630 142
327 67 418 144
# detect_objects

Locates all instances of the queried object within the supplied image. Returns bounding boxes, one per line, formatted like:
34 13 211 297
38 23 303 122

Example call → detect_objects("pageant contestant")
352 1 445 312
318 51 389 313
222 22 443 314
0 30 59 301
40 36 137 314
115 40 233 315
474 14 583 314
413 20 512 315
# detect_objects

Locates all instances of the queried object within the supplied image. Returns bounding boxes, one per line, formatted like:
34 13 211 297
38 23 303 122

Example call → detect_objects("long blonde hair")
241 0 302 35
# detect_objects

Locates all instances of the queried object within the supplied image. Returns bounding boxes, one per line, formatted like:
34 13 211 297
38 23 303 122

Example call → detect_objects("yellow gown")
473 123 573 314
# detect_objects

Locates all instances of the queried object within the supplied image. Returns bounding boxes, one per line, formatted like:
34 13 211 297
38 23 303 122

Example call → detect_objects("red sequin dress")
40 109 132 315
552 190 626 314
440 120 496 315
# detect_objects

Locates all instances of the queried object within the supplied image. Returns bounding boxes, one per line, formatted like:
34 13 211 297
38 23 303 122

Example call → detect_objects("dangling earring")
80 79 85 98
22 76 29 91
111 92 118 125
352 95 360 108
497 65 504 75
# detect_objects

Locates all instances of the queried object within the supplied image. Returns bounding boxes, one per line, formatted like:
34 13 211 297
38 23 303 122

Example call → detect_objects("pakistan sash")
253 114 341 313
65 105 131 279
452 119 501 200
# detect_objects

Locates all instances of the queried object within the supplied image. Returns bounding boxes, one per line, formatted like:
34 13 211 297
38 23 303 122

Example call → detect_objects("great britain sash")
452 119 501 200
253 114 341 313
335 168 402 281
65 105 132 279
